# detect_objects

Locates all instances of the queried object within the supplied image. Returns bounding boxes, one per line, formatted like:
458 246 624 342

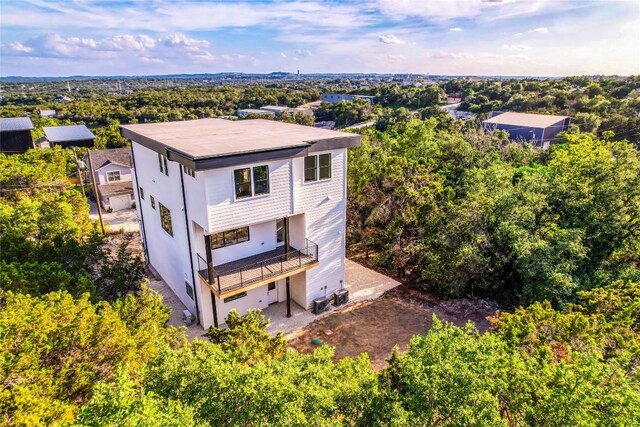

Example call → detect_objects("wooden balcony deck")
199 244 318 298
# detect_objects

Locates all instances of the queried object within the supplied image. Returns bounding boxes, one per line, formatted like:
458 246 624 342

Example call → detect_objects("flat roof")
483 112 570 128
260 105 289 111
120 118 360 161
0 117 34 132
237 108 275 115
43 124 95 142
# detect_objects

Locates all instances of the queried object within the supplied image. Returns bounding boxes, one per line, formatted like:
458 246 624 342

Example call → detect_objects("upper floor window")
107 171 121 183
150 195 156 210
139 186 145 200
182 165 195 178
304 154 332 182
159 203 173 236
158 153 169 176
234 165 269 199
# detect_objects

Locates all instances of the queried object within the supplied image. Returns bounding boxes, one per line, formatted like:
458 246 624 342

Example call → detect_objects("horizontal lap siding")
293 149 347 308
205 159 292 232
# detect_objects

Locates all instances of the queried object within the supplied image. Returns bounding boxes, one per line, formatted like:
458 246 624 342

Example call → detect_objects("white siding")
131 142 197 316
204 159 292 232
293 149 347 308
211 220 277 266
95 164 132 185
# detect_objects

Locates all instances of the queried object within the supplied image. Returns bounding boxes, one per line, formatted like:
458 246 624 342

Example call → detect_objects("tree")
0 287 183 426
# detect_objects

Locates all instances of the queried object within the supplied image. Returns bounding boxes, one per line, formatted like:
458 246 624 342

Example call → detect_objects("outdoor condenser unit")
313 296 331 315
333 289 349 307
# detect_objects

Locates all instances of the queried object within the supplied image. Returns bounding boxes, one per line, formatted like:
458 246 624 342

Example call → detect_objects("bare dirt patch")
287 284 498 370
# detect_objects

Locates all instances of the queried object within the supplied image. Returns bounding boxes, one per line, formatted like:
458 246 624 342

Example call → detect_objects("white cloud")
163 34 210 48
449 27 462 32
7 42 32 53
293 49 312 57
529 27 549 33
514 32 524 36
502 44 531 51
378 34 403 44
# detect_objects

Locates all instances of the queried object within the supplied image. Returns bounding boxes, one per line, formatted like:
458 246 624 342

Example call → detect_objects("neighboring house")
39 109 57 118
120 118 360 328
440 103 476 120
259 105 314 117
43 124 96 148
0 117 34 154
321 93 375 103
237 108 276 118
89 147 135 212
483 112 571 149
54 95 72 103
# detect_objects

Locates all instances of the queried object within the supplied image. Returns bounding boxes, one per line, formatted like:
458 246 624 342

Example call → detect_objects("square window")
237 227 249 243
224 229 237 246
159 203 172 236
211 233 224 249
304 156 317 182
234 168 252 198
107 171 121 182
319 154 332 180
253 165 269 195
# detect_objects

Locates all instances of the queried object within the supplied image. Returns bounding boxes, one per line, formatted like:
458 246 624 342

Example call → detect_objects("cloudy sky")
1 0 639 77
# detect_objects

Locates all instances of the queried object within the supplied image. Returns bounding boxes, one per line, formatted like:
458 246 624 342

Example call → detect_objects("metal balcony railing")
198 239 318 295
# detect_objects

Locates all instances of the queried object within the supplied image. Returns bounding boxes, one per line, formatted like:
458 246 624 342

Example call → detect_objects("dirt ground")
103 231 144 258
287 285 498 370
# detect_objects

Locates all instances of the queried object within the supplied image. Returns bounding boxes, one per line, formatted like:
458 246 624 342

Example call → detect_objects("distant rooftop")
0 117 34 132
483 112 570 128
120 118 359 160
237 108 275 115
260 105 289 112
90 147 132 170
43 124 95 142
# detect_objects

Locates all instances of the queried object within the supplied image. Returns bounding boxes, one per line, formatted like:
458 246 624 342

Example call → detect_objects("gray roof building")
43 124 96 148
0 117 34 132
89 147 132 170
482 112 571 149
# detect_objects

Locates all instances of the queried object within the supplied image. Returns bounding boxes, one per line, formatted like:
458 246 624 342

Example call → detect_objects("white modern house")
120 118 360 328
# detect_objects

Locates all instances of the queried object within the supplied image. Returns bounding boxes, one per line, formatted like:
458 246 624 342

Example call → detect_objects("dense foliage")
348 120 640 306
0 148 145 299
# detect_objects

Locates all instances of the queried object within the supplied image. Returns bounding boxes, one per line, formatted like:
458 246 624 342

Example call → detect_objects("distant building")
0 117 34 154
43 124 96 148
321 93 375 103
39 109 57 118
259 105 314 117
88 147 135 212
483 112 571 149
237 108 276 118
54 95 72 103
440 103 476 120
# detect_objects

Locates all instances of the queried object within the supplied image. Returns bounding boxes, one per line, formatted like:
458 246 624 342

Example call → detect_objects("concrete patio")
147 258 400 339
89 201 140 233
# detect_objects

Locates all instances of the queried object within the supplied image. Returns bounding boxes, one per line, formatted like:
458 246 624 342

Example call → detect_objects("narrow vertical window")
304 156 317 182
139 187 144 200
159 203 173 236
234 168 252 198
150 195 156 210
253 165 269 195
318 154 332 180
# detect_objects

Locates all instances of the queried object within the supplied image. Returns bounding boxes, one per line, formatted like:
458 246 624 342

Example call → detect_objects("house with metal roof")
120 118 360 328
43 124 96 148
88 147 135 212
0 117 34 154
482 112 571 149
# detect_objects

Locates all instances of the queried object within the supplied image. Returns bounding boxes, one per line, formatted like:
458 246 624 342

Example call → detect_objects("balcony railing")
198 239 318 295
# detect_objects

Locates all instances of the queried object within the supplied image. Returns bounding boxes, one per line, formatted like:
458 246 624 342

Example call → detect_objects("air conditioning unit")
182 309 196 326
313 296 331 315
333 289 349 307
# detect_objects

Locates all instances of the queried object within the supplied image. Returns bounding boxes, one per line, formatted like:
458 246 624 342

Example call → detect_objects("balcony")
198 239 319 297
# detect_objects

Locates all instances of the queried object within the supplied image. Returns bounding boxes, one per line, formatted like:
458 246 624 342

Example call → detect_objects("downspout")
179 168 201 325
129 143 150 265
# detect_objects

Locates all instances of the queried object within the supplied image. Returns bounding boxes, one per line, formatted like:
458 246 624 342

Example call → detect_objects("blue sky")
1 0 638 77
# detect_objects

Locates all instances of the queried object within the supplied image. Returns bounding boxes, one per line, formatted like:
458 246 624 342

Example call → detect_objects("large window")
107 171 121 182
234 165 269 199
159 203 173 236
210 226 250 249
304 154 332 182
158 153 169 176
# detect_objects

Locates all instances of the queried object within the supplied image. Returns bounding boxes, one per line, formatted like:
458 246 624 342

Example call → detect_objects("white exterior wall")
204 158 292 232
95 163 132 185
131 142 197 317
133 140 349 328
292 149 347 308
